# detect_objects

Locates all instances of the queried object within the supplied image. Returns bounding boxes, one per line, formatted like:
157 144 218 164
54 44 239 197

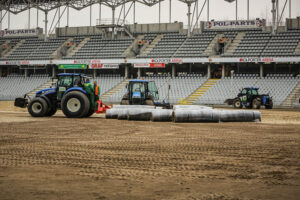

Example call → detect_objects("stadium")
0 0 300 199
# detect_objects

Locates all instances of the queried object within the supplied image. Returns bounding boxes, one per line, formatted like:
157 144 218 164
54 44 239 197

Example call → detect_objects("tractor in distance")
121 79 171 108
14 73 110 118
224 87 273 109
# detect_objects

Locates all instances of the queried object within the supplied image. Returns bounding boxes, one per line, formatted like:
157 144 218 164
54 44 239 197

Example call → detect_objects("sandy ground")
0 102 300 200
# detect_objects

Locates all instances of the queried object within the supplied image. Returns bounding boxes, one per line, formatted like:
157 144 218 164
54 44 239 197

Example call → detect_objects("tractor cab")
121 80 159 105
56 73 88 100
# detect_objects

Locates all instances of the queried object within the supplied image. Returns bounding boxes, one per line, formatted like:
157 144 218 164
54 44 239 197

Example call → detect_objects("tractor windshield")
57 76 73 87
148 81 159 101
251 89 258 95
132 82 146 98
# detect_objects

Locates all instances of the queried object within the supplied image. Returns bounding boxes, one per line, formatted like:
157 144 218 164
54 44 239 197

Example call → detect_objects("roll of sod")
127 109 154 121
151 109 173 122
113 105 155 109
173 109 220 123
220 110 261 122
173 105 212 110
117 109 129 120
105 108 121 119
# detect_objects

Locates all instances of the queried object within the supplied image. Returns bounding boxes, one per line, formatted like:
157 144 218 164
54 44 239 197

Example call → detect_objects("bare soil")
0 102 300 200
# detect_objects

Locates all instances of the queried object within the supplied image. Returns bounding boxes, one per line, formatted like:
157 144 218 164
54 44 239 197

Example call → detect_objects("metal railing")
96 18 129 26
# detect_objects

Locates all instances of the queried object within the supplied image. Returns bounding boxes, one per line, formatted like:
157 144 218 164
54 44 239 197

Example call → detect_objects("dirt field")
0 102 300 200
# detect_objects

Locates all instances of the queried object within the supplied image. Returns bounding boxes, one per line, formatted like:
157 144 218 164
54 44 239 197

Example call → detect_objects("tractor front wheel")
28 97 48 117
233 99 242 109
61 91 90 118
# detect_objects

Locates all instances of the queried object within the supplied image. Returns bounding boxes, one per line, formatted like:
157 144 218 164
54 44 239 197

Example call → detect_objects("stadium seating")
0 74 50 100
138 32 187 58
195 75 300 105
92 74 125 96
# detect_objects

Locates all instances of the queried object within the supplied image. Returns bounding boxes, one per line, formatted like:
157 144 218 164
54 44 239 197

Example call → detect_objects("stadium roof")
0 0 186 14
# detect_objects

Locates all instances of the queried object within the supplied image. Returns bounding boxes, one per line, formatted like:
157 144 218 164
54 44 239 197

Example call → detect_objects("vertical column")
93 69 96 78
189 63 192 73
44 11 48 41
24 69 28 77
169 0 172 23
36 6 39 27
8 11 10 29
99 3 101 23
207 0 209 21
172 65 176 78
259 63 264 78
137 68 141 78
236 0 238 21
112 7 115 39
0 67 2 77
90 5 92 26
288 63 292 74
0 10 2 31
52 66 56 78
274 63 277 73
187 3 191 37
28 7 31 29
207 64 211 79
67 5 69 26
125 65 129 78
222 64 225 79
271 0 276 34
63 69 66 73
247 0 249 20
289 0 291 18
159 1 161 31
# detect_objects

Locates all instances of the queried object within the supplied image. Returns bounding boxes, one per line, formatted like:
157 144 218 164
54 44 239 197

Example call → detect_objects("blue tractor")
225 87 273 109
121 79 171 108
14 73 108 118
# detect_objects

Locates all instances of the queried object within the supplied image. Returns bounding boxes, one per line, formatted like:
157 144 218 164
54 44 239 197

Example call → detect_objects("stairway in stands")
101 79 129 101
27 79 58 97
2 39 25 58
181 79 219 105
139 34 163 56
281 80 300 107
224 32 246 55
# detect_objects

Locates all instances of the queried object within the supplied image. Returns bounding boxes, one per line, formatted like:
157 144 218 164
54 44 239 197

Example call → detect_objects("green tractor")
15 73 109 118
225 87 273 109
121 79 171 108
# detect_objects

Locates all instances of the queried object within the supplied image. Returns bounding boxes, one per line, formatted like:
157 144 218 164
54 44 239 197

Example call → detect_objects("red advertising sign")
150 63 165 68
90 63 103 69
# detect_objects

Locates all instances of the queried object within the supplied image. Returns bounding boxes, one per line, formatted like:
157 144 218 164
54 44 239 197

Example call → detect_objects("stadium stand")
195 75 300 106
0 74 50 100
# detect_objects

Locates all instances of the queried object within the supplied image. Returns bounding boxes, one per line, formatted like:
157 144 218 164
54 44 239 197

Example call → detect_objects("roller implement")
14 73 111 118
225 87 273 109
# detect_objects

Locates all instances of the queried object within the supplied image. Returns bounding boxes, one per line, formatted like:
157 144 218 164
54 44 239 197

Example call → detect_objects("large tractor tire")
265 102 273 109
252 98 261 109
85 108 95 117
233 99 243 109
61 91 90 118
42 96 57 117
28 97 48 117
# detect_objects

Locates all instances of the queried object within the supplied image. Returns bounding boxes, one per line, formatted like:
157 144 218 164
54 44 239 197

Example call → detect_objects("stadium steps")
27 79 58 98
122 35 144 58
224 32 246 54
1 40 12 57
180 79 219 105
101 79 129 100
281 80 300 107
51 38 73 59
139 34 163 56
67 37 90 57
2 39 25 58
204 34 224 56
295 41 300 55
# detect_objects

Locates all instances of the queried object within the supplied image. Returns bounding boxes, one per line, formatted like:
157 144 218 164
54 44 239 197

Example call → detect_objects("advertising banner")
58 64 87 69
90 63 119 69
204 19 263 30
1 29 38 37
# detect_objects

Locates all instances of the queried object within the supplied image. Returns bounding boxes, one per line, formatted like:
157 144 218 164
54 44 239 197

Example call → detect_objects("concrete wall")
56 26 103 36
286 17 300 30
127 22 183 33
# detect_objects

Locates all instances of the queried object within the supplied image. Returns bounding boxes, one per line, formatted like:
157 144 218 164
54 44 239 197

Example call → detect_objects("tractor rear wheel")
265 102 273 109
233 99 242 109
28 97 48 117
61 91 90 118
252 98 261 109
45 106 57 117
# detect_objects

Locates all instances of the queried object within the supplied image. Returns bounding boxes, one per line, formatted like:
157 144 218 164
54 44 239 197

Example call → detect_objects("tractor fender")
63 87 87 97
